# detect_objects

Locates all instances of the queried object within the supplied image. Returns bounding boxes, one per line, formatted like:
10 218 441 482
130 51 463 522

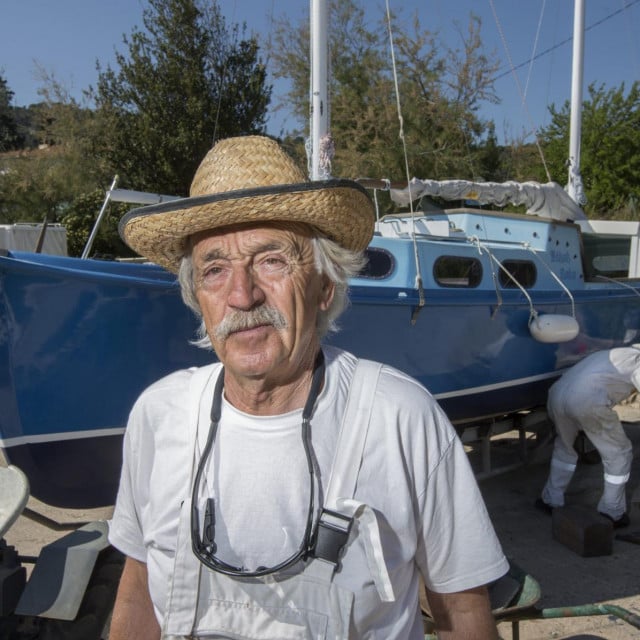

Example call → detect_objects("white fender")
529 314 580 343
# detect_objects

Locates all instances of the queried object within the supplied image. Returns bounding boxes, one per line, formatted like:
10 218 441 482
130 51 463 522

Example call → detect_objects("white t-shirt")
109 346 507 637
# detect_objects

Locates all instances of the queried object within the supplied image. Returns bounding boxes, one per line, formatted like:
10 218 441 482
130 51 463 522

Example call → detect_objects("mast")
567 0 586 205
310 0 330 180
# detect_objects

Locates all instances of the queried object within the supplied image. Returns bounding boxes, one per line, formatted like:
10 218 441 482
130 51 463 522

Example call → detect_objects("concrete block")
552 505 613 557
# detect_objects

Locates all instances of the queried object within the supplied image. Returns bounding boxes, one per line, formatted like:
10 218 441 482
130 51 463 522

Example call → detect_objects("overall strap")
314 358 395 602
162 364 220 638
325 358 382 506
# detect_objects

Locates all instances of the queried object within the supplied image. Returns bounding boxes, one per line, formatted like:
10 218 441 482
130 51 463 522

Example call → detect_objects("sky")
1 0 639 147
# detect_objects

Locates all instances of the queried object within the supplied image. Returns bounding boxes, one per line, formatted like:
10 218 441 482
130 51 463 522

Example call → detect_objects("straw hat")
118 136 375 273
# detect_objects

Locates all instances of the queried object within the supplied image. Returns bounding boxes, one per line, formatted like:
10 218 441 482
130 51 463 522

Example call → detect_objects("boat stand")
456 408 553 480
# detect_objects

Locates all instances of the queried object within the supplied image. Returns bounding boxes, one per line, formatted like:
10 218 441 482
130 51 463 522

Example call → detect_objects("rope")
372 189 380 223
318 133 335 179
384 0 425 318
371 179 390 224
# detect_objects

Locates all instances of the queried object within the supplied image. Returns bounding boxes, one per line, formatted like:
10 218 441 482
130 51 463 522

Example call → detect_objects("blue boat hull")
1 217 639 508
0 252 212 507
329 285 639 422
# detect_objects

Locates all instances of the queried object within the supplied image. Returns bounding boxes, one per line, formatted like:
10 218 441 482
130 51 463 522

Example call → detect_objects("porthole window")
433 256 482 288
499 260 537 288
582 234 630 279
358 247 395 279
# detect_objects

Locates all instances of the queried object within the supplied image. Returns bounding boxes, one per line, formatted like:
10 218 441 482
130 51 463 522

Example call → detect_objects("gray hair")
177 231 367 350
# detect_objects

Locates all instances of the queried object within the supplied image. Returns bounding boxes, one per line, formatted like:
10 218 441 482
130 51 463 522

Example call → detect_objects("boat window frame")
498 259 537 289
357 247 395 280
433 255 483 288
581 233 631 280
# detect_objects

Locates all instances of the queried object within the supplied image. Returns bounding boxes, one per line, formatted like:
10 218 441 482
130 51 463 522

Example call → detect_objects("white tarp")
0 223 67 255
390 178 587 222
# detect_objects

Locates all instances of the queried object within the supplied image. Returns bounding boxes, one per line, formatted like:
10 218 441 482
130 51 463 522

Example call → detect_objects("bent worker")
538 346 639 528
108 135 508 639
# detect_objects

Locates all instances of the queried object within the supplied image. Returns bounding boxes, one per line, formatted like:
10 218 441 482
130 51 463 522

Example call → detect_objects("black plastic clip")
312 509 354 569
203 498 215 548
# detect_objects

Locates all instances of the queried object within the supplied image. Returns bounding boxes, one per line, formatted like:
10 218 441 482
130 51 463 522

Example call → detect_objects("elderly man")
108 136 508 639
538 346 638 528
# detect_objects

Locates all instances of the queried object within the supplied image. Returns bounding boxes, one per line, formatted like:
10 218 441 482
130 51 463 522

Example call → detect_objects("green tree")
0 139 97 227
540 82 640 218
474 122 510 182
62 191 136 258
0 74 21 151
90 0 272 196
269 1 499 194
0 78 100 228
11 104 40 148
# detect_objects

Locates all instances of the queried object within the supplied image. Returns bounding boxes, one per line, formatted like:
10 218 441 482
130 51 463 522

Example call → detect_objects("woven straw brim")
119 179 375 273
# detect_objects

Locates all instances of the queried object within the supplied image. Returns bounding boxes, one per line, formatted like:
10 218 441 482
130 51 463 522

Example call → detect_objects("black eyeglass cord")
190 351 325 577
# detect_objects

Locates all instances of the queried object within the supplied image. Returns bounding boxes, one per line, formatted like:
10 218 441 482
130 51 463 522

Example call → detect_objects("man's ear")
319 276 335 311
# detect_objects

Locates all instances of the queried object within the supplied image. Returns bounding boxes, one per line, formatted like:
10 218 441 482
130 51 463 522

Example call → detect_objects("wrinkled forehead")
188 221 318 253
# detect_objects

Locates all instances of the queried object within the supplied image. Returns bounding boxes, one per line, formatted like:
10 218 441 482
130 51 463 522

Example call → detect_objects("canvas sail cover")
390 178 587 221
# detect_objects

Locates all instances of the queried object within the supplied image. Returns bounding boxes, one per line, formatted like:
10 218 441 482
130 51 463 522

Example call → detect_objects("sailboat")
318 0 639 420
1 0 639 509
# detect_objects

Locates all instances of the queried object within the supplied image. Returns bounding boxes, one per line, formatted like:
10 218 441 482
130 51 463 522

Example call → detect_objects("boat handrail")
470 236 580 342
377 231 468 243
469 236 506 315
524 244 577 318
594 274 640 299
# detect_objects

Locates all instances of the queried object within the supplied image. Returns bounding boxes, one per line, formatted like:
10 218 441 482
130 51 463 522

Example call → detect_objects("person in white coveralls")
107 135 508 639
538 346 639 528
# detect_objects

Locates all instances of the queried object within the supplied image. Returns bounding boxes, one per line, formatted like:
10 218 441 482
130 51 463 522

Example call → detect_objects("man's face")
191 223 334 385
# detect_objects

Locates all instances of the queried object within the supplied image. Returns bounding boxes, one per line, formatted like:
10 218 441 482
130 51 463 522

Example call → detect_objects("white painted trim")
0 426 125 448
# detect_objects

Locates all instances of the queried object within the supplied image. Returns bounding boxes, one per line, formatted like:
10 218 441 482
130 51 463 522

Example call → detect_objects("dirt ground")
475 418 640 640
3 417 640 639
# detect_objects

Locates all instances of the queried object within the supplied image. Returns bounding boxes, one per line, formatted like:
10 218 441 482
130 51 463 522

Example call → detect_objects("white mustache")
213 306 288 341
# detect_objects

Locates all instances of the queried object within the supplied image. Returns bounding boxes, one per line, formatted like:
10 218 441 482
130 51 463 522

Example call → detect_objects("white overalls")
542 347 639 518
161 359 395 639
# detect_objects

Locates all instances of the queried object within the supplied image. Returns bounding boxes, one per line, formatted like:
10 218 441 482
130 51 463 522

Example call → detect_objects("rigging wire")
523 0 546 105
488 0 552 181
493 0 640 82
211 0 237 145
384 0 425 319
263 0 276 81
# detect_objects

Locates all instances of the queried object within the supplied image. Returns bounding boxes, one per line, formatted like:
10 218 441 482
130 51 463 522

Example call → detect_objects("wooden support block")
552 505 613 557
630 484 640 513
